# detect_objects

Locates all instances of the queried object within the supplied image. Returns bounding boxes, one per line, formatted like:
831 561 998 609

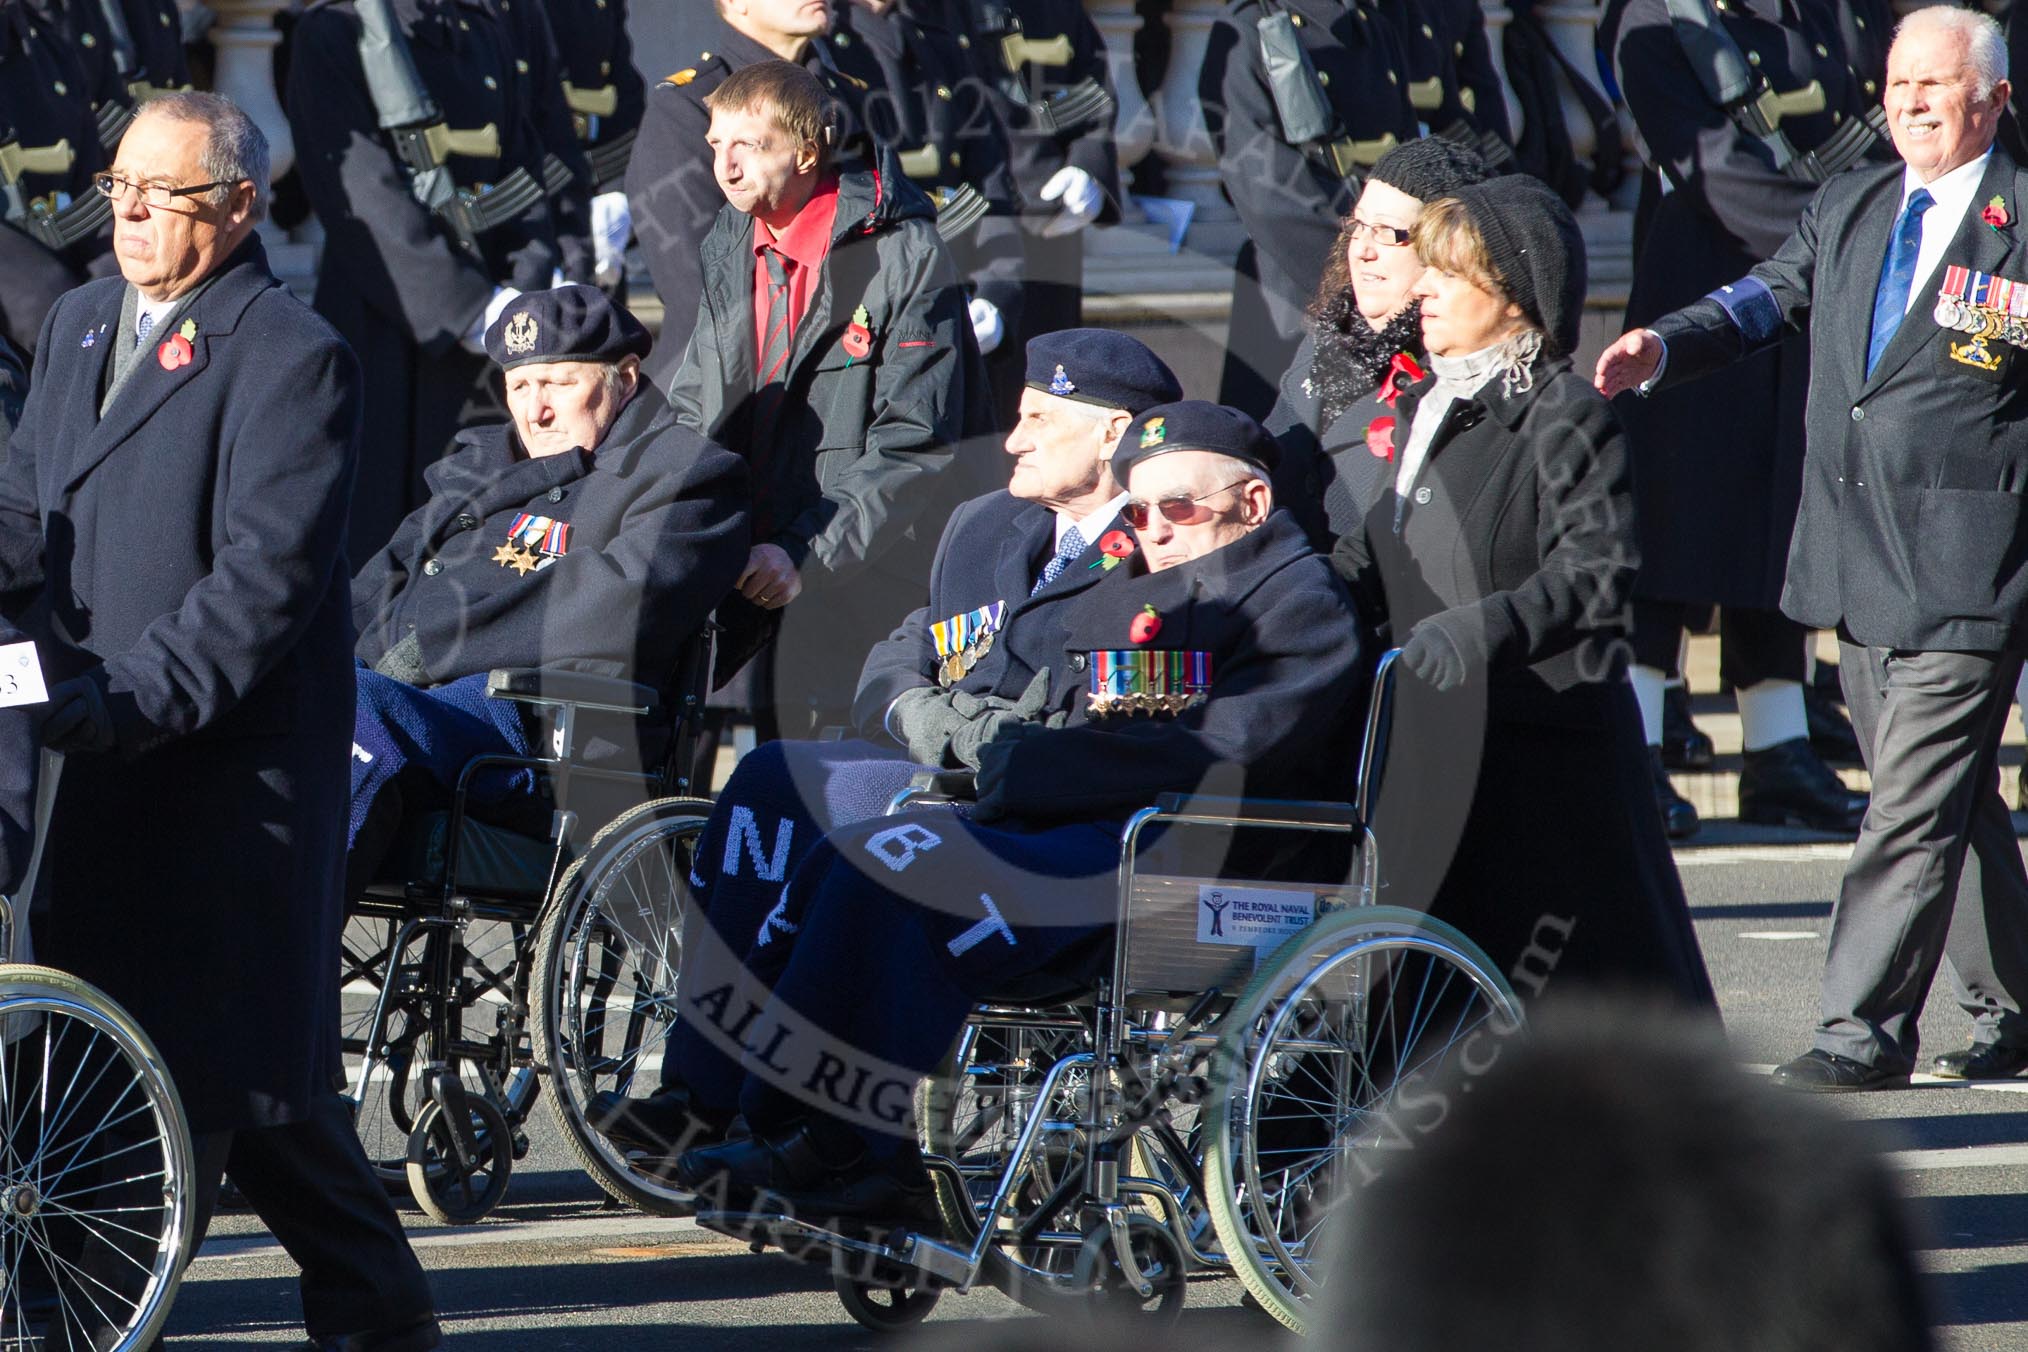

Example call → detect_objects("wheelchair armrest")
885 769 978 815
485 668 662 717
1151 794 1363 829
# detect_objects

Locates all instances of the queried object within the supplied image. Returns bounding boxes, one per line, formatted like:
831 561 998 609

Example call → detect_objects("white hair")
1895 5 2008 100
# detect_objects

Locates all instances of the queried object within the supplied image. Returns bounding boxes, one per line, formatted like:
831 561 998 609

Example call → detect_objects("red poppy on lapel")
1984 195 2011 231
157 335 193 371
1377 352 1426 407
1099 530 1134 558
1366 414 1396 460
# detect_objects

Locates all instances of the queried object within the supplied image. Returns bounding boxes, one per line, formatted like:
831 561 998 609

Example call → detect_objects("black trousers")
185 1093 434 1341
1629 600 1808 689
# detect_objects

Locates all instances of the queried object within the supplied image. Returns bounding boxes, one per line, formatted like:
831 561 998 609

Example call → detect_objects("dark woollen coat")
1603 0 1883 607
1332 358 1714 1006
668 151 989 715
0 237 360 1132
852 489 1137 736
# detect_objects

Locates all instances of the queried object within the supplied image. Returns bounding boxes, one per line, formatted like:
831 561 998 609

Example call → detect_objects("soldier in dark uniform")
32 0 190 154
284 0 595 561
1202 0 1422 419
0 0 112 352
960 0 1123 375
589 326 1180 1156
624 0 838 390
544 0 644 289
1424 0 1513 153
347 285 749 890
827 0 1028 413
669 402 1366 1224
1602 0 1880 838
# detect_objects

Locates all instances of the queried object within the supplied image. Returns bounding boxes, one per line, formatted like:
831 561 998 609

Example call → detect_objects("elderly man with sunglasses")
0 94 440 1350
650 400 1366 1230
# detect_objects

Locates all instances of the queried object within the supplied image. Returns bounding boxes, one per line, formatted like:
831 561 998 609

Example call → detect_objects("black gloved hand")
971 717 1050 822
41 675 116 755
1400 621 1469 692
949 667 1053 771
891 685 971 766
371 633 426 685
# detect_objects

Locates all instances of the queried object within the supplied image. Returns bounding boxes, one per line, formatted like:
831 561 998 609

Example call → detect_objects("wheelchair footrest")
693 1210 973 1286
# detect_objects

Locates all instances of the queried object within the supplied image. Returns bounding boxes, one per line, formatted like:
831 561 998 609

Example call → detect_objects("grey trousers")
1817 643 2028 1068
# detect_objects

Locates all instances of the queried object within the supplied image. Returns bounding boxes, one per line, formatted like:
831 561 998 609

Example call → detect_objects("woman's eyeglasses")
1346 217 1413 246
93 173 233 208
1122 480 1251 529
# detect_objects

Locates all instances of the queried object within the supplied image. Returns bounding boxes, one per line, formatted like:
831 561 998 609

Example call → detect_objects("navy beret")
1112 400 1278 485
486 284 653 370
1023 328 1182 415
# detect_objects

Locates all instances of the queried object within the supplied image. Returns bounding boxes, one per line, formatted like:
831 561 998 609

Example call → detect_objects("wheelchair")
0 755 195 1350
341 631 716 1223
535 649 1524 1333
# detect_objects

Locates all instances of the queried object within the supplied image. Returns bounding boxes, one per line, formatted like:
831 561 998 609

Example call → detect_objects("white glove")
592 190 632 288
462 285 524 355
1039 165 1103 238
969 296 1004 355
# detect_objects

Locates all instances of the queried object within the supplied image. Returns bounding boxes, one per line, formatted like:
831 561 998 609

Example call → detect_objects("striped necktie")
1032 525 1085 597
752 246 793 450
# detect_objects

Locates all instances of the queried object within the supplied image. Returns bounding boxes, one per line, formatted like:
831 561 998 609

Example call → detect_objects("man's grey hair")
138 92 270 223
1896 5 2008 100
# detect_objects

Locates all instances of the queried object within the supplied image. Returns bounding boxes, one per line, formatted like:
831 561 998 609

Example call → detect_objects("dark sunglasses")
1122 479 1251 529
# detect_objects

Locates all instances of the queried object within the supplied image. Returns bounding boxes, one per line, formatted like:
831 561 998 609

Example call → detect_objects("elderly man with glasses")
0 93 440 1351
655 401 1367 1230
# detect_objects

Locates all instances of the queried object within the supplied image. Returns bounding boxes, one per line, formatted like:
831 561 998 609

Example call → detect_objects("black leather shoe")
1805 684 1864 765
299 1317 442 1352
587 1084 733 1155
1931 1042 2028 1080
777 1155 945 1231
1650 748 1700 841
1660 685 1715 771
1770 1049 1909 1092
1738 737 1867 833
675 1121 862 1198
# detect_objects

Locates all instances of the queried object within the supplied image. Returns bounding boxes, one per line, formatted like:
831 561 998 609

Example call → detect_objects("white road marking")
1676 843 1856 866
193 1213 709 1265
1737 930 1820 941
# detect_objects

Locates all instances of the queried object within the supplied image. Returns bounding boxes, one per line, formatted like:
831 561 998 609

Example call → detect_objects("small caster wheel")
831 1272 942 1332
1073 1214 1187 1326
406 1094 513 1223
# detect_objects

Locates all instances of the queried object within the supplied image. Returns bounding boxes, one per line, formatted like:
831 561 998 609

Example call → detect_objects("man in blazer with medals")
1597 6 2028 1091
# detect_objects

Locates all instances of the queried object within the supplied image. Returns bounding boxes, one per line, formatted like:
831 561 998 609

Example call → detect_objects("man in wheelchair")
589 325 1181 1150
346 285 749 892
661 401 1367 1228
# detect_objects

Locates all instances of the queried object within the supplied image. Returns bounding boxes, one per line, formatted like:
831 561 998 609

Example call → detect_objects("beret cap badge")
1139 416 1166 449
503 312 539 355
1049 363 1076 395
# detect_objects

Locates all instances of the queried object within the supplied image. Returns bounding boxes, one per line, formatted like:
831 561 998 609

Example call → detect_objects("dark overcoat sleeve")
626 81 721 374
988 562 1365 820
1648 179 1822 386
0 304 62 606
98 326 362 754
407 429 751 681
776 220 969 581
349 502 431 654
283 6 496 350
517 0 598 284
854 498 978 732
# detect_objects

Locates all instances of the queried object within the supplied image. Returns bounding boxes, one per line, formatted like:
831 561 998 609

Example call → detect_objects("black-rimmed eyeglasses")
93 172 234 208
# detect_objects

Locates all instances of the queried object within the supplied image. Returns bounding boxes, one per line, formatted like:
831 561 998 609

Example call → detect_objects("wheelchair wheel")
1072 1213 1187 1326
341 916 536 1189
830 1273 942 1333
405 1091 514 1224
1202 907 1522 1334
532 796 712 1216
0 963 193 1351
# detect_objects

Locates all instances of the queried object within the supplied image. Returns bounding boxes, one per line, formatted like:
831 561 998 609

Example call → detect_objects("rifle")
355 0 542 255
0 137 112 250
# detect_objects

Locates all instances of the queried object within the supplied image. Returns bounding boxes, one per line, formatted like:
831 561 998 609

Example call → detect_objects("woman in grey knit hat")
1333 172 1715 1006
1265 138 1490 547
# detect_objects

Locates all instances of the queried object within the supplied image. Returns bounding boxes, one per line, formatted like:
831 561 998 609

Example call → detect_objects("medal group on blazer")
1934 264 2028 372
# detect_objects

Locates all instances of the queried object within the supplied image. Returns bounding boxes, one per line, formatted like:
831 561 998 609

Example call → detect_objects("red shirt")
752 174 840 380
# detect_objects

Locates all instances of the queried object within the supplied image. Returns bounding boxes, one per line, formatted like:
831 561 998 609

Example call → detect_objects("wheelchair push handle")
1355 647 1402 828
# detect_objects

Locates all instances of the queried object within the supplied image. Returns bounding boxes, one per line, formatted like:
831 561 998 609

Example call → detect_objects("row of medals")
1086 690 1207 718
941 631 993 685
1935 294 2028 344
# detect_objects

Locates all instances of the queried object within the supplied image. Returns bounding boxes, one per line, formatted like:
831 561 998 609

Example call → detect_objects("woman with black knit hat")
1266 137 1490 548
1333 173 1715 1006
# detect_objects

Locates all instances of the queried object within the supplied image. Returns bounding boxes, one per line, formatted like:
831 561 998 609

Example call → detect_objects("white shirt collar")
1056 491 1129 552
1900 150 1991 216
